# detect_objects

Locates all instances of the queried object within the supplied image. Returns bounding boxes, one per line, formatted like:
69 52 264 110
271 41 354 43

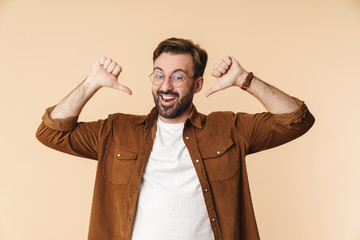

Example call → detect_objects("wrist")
240 72 254 91
235 71 252 88
236 70 247 85
84 75 102 92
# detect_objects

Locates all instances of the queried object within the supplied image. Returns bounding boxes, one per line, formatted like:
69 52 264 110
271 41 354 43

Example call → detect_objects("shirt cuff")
41 106 79 131
271 97 310 128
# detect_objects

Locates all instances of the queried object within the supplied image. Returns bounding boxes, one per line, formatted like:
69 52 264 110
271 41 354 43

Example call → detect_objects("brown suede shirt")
36 98 314 240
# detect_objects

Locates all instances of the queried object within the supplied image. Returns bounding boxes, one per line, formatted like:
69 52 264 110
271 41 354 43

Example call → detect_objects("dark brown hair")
153 37 208 79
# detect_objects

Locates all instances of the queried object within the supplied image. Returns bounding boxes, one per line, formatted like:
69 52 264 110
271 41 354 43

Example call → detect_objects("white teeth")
162 95 176 100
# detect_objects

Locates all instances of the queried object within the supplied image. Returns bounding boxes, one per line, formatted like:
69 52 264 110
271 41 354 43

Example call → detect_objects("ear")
193 77 204 94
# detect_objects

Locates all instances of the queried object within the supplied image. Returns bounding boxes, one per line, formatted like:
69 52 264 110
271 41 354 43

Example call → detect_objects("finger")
103 58 112 68
214 64 227 74
99 56 106 65
112 65 122 76
211 69 222 78
216 57 231 71
113 82 133 95
205 84 222 97
223 56 232 65
107 62 117 73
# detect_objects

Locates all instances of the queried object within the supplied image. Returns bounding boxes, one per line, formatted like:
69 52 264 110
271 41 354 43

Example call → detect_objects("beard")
152 83 195 119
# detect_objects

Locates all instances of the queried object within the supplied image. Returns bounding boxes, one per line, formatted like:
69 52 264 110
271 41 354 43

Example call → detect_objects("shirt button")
196 159 199 163
217 151 220 155
117 153 121 157
212 218 215 222
128 217 132 221
185 136 189 140
204 188 208 192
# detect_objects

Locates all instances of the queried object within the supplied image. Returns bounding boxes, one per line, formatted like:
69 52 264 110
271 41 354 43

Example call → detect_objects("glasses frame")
149 71 195 88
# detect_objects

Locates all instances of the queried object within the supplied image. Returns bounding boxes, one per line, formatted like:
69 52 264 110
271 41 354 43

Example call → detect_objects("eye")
153 72 164 79
171 73 184 80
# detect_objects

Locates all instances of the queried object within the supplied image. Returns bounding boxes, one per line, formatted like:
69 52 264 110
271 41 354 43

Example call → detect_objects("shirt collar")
187 104 202 129
135 104 202 129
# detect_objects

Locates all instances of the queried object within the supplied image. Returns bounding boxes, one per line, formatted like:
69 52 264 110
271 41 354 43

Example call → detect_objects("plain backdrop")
0 0 359 239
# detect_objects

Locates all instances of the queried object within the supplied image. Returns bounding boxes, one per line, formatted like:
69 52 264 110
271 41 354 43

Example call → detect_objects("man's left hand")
206 56 248 97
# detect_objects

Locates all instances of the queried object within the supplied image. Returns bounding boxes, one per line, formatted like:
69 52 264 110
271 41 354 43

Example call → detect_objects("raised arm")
36 57 132 159
206 57 299 114
51 56 132 119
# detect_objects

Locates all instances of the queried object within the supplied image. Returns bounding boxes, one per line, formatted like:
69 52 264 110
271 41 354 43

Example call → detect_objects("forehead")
153 52 194 74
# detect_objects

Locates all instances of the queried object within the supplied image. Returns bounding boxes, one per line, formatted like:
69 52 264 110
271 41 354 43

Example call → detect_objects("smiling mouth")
158 92 178 106
162 95 176 100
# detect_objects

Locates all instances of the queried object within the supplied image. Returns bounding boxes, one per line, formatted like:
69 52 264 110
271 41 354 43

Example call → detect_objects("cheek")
180 83 195 96
177 89 186 98
152 86 158 95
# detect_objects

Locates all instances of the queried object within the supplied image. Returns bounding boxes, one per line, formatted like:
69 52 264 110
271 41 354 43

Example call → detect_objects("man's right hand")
87 56 132 95
50 56 132 119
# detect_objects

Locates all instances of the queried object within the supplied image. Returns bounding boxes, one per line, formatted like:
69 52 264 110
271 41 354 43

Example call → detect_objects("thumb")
205 84 222 97
112 82 133 95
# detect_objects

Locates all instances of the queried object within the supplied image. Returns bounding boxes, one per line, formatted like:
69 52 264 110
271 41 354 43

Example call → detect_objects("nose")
159 76 174 92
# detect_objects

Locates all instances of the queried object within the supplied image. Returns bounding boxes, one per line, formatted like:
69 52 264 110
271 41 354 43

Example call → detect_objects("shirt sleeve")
35 106 108 160
234 98 315 155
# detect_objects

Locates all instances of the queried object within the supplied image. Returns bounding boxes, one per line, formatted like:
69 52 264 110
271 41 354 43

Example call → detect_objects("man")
36 37 315 240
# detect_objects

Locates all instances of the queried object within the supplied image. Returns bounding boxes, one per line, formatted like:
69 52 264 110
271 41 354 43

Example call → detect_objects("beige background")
0 0 359 239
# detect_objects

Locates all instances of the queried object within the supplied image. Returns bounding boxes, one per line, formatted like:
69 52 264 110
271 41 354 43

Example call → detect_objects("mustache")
157 91 179 97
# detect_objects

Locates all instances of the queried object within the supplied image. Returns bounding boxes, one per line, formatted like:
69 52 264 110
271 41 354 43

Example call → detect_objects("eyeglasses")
149 71 195 87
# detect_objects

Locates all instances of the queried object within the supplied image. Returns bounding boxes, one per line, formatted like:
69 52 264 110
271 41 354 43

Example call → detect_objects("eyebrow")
153 67 188 75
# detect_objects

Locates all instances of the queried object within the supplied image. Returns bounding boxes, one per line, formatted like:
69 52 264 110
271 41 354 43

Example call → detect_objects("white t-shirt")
131 118 214 240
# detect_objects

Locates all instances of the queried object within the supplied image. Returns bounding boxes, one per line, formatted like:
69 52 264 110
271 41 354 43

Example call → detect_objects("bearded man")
36 37 315 240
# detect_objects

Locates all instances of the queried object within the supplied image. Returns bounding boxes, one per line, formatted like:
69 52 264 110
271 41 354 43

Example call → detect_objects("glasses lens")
150 72 164 85
170 73 185 87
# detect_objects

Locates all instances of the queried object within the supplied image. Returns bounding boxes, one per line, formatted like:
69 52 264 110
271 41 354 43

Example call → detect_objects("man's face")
152 52 203 123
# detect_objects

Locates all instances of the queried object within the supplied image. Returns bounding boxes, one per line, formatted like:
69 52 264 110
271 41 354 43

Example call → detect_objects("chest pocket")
103 141 138 185
199 138 240 182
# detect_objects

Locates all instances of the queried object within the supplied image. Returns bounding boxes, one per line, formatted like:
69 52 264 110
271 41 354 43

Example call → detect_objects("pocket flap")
106 141 138 160
200 138 234 159
115 145 138 160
